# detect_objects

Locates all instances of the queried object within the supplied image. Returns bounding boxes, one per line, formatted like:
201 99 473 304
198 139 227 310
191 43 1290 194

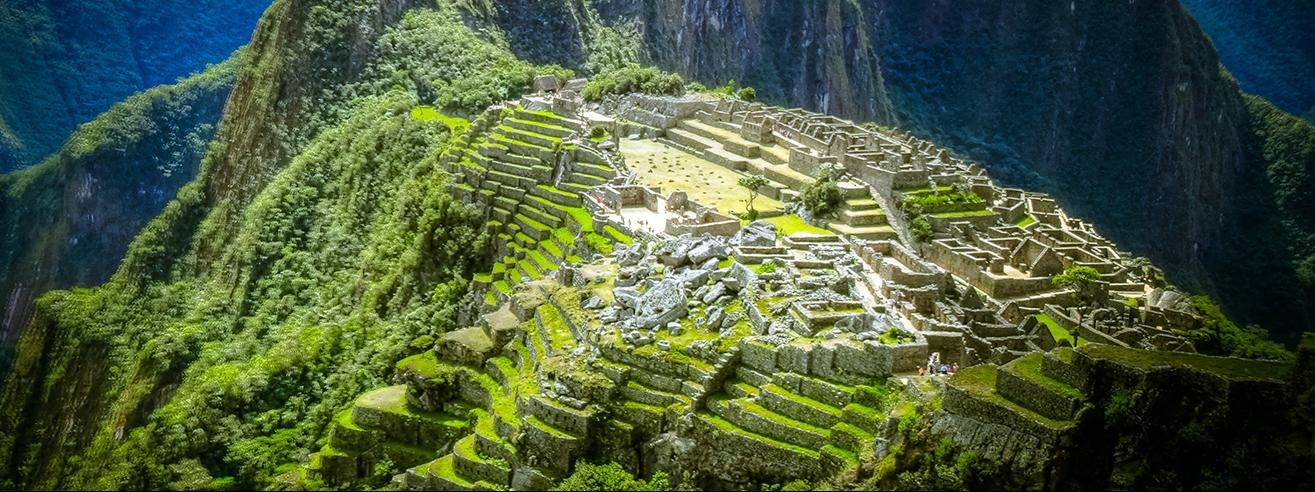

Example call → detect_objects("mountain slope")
0 0 268 171
0 56 240 385
853 0 1314 343
1181 0 1315 119
0 2 558 489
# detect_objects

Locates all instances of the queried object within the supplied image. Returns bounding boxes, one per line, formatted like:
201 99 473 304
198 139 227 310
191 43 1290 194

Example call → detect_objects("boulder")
635 279 689 329
688 238 729 265
702 282 727 304
733 221 778 247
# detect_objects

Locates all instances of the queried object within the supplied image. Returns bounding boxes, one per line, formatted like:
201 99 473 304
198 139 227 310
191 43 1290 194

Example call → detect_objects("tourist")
918 366 925 377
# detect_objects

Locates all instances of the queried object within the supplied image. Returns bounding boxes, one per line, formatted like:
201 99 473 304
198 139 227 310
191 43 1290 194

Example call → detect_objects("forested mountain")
0 56 240 384
0 0 268 171
1181 0 1315 120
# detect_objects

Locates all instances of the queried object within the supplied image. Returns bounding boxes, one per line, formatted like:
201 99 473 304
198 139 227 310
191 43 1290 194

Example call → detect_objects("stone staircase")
827 190 897 241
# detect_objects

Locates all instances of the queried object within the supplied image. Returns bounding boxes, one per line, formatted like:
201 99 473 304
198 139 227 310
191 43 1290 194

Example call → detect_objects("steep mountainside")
0 57 239 385
0 2 564 489
0 0 268 171
855 0 1315 343
1181 0 1315 119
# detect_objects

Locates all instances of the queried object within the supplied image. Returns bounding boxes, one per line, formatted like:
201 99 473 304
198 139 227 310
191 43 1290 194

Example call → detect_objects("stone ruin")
298 77 1261 490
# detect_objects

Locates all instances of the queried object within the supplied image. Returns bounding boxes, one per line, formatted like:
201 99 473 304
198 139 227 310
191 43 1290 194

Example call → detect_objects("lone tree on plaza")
1052 265 1102 343
738 174 769 220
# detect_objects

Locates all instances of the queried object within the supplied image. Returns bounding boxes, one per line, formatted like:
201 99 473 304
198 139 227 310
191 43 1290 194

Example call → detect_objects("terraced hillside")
438 102 634 306
304 270 903 489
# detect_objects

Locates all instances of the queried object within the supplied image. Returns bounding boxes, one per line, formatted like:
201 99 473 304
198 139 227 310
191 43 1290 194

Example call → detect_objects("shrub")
737 86 757 102
799 167 843 217
582 64 684 101
910 216 933 242
552 462 666 491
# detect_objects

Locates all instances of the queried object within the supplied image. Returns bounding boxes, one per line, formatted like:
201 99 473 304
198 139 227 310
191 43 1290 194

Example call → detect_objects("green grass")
410 105 469 133
762 214 833 236
1035 313 1085 347
1015 214 1037 227
603 225 632 245
1078 344 1292 381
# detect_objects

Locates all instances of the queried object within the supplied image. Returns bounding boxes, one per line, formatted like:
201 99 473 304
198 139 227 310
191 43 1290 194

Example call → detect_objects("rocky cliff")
0 0 268 171
0 57 239 385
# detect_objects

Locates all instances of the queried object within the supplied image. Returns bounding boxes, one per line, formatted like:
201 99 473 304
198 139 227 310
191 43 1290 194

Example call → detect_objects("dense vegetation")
582 63 685 101
0 0 267 171
0 55 241 385
0 4 582 489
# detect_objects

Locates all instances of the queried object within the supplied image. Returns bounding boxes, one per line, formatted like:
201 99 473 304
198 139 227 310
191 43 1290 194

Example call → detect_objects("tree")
1052 265 1101 343
799 166 844 218
738 174 769 220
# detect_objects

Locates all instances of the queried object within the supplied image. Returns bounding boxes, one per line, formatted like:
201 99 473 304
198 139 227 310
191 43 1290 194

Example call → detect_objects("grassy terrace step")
518 202 565 229
841 198 881 211
825 222 898 240
531 184 582 207
709 395 830 450
621 379 693 408
453 434 511 485
504 117 574 138
517 259 542 281
996 353 1083 421
514 214 553 240
695 411 821 460
829 422 874 452
725 380 761 399
616 400 666 433
490 132 553 156
840 207 888 226
352 385 470 448
489 158 546 180
485 169 537 189
943 365 1074 442
472 408 517 464
515 108 576 127
572 161 615 179
495 125 561 149
409 455 474 490
535 303 578 352
527 248 557 271
760 383 843 428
